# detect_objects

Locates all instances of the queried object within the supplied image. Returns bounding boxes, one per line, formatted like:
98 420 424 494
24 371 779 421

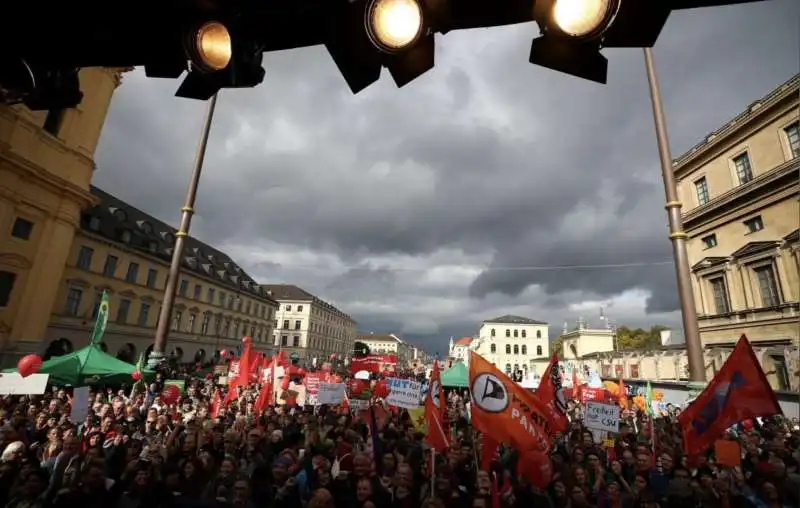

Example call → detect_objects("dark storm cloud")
93 1 798 353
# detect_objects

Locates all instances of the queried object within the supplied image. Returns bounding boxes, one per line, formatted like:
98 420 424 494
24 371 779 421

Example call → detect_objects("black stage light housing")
175 22 265 100
326 0 439 94
529 36 608 84
0 57 83 110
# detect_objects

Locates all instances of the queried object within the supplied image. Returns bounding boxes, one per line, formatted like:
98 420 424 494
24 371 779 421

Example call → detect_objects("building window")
125 262 139 283
286 305 292 311
76 246 94 270
188 313 196 333
172 311 182 331
733 152 753 184
65 288 83 316
754 264 781 307
536 345 542 355
744 216 764 234
103 255 118 277
193 284 202 300
505 344 511 354
10 218 34 240
536 330 542 339
117 299 131 324
522 345 527 355
490 344 496 353
504 364 511 374
293 336 300 347
283 320 289 329
785 121 800 158
281 336 288 346
491 328 496 337
179 280 188 297
201 314 210 335
513 345 519 355
207 288 215 304
709 276 730 314
0 271 17 307
218 292 226 306
630 364 640 378
505 329 510 337
771 355 790 390
701 234 717 249
512 330 517 338
146 269 158 288
297 305 303 312
138 303 150 326
294 320 301 330
694 177 709 205
521 330 526 338
43 109 65 136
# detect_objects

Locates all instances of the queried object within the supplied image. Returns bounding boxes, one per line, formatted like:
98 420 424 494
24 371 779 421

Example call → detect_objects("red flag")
678 335 781 456
469 353 554 452
229 342 254 390
425 361 449 452
480 435 499 472
534 354 569 434
571 370 582 402
254 358 275 415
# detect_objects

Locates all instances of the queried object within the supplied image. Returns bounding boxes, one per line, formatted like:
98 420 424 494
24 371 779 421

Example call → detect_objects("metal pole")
148 93 219 369
642 48 705 390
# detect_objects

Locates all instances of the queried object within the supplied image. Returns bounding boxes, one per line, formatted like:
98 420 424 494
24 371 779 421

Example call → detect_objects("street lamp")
148 93 219 369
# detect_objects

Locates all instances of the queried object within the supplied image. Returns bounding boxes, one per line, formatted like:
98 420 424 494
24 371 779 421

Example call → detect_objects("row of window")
503 364 529 374
76 245 273 320
63 287 273 341
705 262 783 315
489 328 543 339
700 215 765 249
694 121 799 207
274 334 350 353
490 344 543 355
281 304 351 335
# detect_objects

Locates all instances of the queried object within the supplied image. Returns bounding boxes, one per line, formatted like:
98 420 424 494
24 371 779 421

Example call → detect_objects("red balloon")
349 379 366 396
17 354 42 378
162 384 181 405
518 450 552 489
373 379 390 399
131 370 142 381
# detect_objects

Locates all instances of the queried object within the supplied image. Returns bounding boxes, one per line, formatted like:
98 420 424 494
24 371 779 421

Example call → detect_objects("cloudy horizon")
93 0 799 355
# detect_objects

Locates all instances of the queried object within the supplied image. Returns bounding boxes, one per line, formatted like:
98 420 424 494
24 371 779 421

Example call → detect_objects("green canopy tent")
4 344 154 386
440 362 468 388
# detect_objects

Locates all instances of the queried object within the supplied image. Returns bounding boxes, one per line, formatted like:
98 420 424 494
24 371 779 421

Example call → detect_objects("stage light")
552 0 618 38
366 0 425 53
191 21 233 72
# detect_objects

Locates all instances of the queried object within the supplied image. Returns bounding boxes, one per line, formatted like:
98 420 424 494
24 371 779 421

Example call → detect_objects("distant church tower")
448 336 454 356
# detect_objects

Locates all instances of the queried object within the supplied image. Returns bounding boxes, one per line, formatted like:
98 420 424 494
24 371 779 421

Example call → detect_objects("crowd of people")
0 370 797 508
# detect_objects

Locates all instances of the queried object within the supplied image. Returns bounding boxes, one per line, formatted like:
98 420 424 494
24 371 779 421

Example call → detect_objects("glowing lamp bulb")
368 0 424 52
196 21 232 71
552 0 614 38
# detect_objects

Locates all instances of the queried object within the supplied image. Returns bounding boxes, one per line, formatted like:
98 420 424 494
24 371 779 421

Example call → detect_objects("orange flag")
469 352 554 452
425 361 449 452
534 353 569 434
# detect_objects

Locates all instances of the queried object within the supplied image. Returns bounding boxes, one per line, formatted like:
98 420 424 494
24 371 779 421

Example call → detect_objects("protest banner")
385 378 423 409
318 383 346 405
584 401 620 433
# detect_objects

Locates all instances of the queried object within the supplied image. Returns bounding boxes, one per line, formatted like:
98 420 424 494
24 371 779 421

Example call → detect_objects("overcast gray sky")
93 1 799 355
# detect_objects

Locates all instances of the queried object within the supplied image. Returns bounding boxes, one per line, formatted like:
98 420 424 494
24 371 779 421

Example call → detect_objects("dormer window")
148 241 157 253
120 230 131 243
89 217 101 231
113 209 127 222
137 220 152 234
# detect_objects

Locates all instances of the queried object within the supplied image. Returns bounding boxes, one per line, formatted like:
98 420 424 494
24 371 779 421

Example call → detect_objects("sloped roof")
260 284 355 322
454 337 473 346
357 333 401 343
84 186 276 305
483 314 547 325
731 241 780 259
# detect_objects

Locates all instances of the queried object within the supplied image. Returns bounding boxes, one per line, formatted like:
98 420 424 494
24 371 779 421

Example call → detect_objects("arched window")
536 345 543 355
513 345 519 355
505 344 511 354
505 329 510 337
491 328 496 337
522 345 527 355
513 364 519 373
536 330 542 339
521 330 527 338
505 364 512 373
513 330 518 338
490 344 496 353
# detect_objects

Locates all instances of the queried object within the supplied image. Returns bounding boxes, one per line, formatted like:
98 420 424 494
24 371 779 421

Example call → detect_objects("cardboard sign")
584 401 620 433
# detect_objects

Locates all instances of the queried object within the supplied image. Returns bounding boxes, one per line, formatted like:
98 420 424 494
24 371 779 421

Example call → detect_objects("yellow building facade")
47 186 278 363
0 68 125 361
674 74 799 348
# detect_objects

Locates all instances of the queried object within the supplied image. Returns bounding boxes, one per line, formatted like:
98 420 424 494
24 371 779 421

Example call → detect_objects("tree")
615 325 667 350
